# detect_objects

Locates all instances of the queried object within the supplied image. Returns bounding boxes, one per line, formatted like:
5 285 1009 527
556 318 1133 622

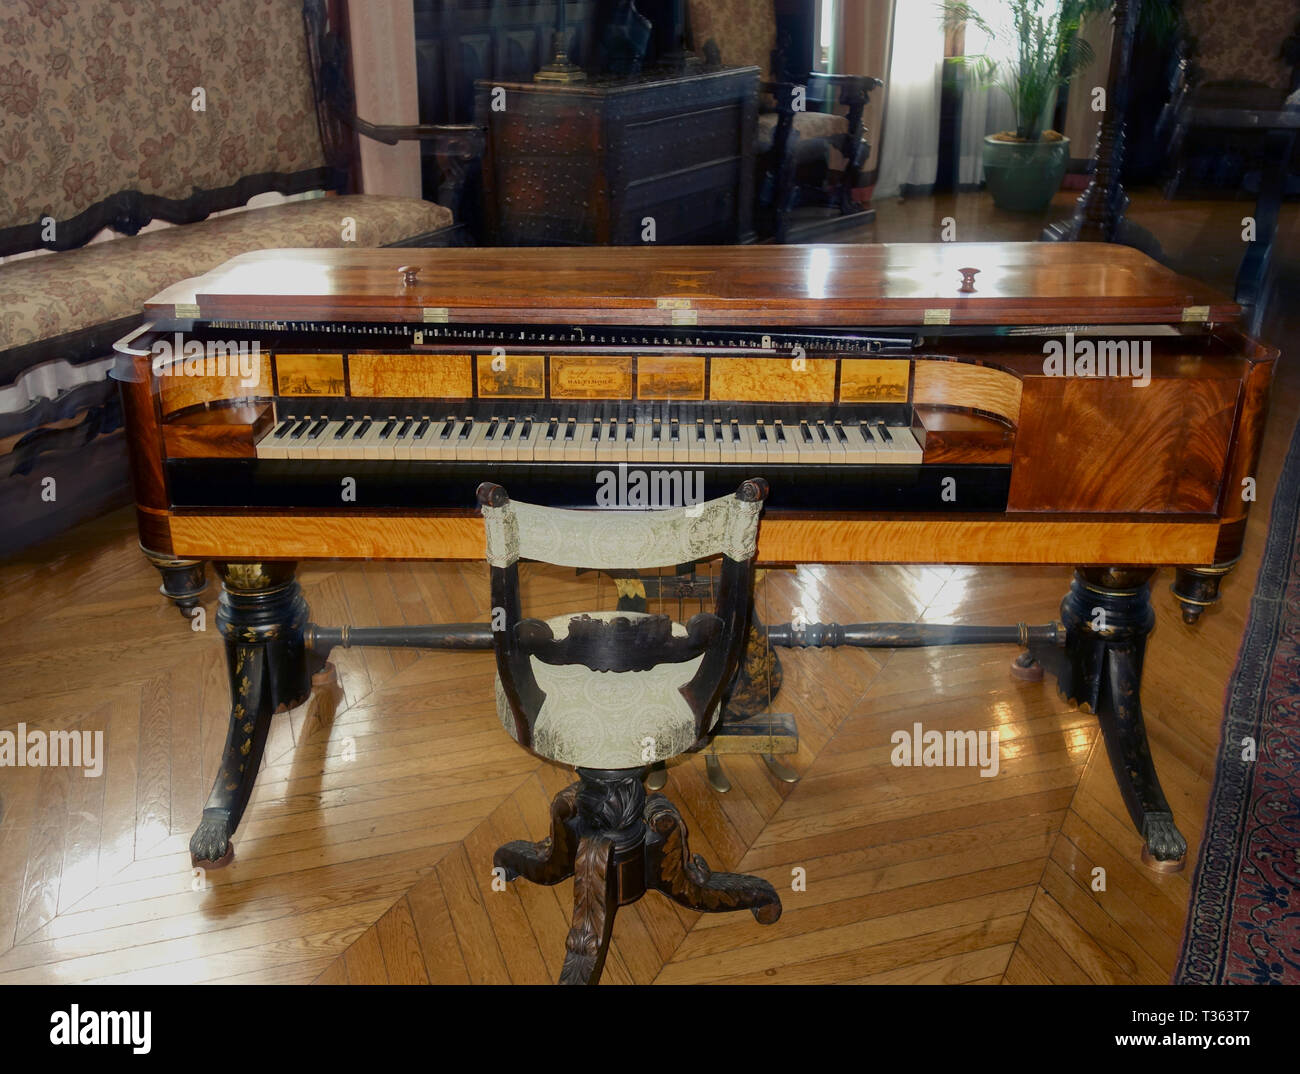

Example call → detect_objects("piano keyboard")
256 406 924 466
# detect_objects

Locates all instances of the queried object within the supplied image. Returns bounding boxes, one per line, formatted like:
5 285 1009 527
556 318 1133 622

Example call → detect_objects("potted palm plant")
942 0 1106 211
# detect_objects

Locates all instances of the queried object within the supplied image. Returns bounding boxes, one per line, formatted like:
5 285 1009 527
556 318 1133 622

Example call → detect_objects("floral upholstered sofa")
0 0 479 554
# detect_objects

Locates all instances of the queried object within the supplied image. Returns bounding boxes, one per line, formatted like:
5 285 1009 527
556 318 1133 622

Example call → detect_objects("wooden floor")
0 190 1296 985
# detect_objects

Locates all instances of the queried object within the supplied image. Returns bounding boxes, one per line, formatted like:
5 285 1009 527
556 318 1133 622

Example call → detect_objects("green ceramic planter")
982 134 1070 213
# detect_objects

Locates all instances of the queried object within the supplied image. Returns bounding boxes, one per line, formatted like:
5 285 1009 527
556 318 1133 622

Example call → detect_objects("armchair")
688 0 883 241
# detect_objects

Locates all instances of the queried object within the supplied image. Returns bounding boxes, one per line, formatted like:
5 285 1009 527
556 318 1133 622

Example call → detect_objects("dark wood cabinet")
475 66 758 245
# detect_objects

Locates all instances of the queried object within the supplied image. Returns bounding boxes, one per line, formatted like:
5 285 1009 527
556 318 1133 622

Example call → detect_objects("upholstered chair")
477 479 781 985
687 0 883 241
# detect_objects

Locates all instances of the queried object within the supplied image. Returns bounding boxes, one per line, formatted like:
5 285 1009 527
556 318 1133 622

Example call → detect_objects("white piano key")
371 416 402 460
495 416 519 462
736 421 761 465
669 418 691 464
391 417 416 461
258 416 296 459
629 420 654 464
310 419 348 460
817 419 845 462
771 419 799 462
405 417 438 460
535 417 564 463
708 418 726 465
353 418 385 460
462 418 495 461
515 416 538 462
884 424 924 464
837 420 874 463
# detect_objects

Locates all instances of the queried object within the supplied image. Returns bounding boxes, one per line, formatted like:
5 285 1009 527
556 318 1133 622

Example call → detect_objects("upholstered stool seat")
494 611 714 768
478 480 782 984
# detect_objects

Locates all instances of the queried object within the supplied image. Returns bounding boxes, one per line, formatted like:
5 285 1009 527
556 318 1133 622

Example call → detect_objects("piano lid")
144 242 1240 329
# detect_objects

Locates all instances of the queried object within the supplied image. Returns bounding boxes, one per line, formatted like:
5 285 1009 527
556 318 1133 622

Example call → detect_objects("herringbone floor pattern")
0 506 1279 984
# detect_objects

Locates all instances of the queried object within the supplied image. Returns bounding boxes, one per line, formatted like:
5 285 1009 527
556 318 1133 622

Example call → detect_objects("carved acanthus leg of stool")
644 793 782 924
1171 559 1239 625
190 561 310 866
495 781 581 884
1059 567 1187 869
558 835 619 985
141 545 207 616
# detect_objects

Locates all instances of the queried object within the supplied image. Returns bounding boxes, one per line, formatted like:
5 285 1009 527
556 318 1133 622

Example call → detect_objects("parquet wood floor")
0 192 1295 984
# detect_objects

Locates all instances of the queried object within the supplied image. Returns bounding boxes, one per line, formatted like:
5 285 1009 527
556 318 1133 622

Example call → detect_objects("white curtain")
873 1 945 199
956 0 1018 186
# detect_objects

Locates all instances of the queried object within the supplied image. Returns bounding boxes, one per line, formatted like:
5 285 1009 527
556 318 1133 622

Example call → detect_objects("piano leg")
1057 568 1187 870
189 561 311 866
140 546 207 616
1171 560 1239 625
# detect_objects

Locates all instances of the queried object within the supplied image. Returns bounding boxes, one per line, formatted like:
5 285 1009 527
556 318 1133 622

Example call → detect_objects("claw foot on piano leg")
190 808 234 867
1140 812 1187 871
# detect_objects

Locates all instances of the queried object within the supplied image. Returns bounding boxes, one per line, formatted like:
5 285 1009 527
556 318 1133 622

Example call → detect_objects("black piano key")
396 417 414 439
876 421 894 443
413 417 431 440
289 418 311 439
485 417 501 441
439 416 455 440
334 418 354 440
307 418 329 439
457 418 474 441
353 418 372 439
379 417 397 439
272 418 295 439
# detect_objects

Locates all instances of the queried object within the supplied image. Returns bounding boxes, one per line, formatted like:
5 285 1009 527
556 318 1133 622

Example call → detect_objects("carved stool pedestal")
495 768 782 984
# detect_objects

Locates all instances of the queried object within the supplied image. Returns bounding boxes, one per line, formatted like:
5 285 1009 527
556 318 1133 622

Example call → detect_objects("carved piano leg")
1058 568 1187 870
1171 559 1239 625
141 546 207 616
190 561 310 866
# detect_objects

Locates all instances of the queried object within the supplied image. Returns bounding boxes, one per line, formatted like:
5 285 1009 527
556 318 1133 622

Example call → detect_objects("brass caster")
1140 845 1187 874
645 764 668 792
1011 650 1044 682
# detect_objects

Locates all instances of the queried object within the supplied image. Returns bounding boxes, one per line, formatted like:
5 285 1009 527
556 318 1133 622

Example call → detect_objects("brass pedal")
705 752 732 793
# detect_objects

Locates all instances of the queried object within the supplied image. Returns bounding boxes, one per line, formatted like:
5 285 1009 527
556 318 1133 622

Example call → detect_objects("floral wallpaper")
0 0 326 231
